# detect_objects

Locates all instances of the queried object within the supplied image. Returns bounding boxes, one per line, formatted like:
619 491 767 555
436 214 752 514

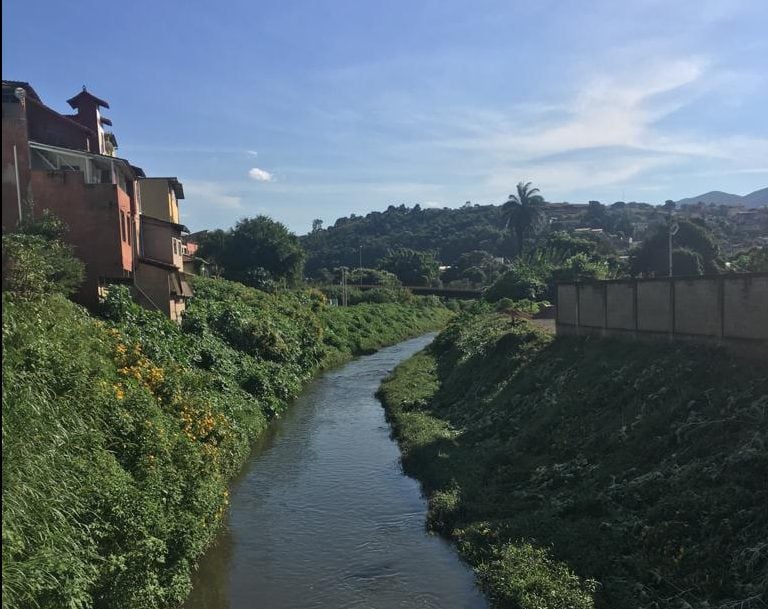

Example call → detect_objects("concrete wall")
637 282 671 333
556 274 768 352
606 283 634 330
724 275 768 340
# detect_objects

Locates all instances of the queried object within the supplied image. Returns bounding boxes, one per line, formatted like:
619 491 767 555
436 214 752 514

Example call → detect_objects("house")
1 80 193 321
134 177 193 321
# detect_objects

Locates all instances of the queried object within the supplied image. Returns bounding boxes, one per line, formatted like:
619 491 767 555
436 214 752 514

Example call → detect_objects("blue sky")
3 0 767 234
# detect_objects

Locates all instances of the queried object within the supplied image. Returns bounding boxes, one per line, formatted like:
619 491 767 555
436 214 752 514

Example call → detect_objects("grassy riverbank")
378 310 768 609
2 276 452 609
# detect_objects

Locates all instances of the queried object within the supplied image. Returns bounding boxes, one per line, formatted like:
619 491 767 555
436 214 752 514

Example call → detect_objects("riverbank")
2 276 453 609
378 310 768 609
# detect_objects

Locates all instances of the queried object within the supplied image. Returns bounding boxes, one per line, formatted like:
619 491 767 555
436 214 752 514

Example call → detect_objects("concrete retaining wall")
556 273 768 356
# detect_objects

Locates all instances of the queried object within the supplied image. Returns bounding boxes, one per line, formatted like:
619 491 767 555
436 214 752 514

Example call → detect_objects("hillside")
300 203 509 276
378 310 768 609
300 201 660 278
300 198 768 282
742 187 768 207
676 187 768 208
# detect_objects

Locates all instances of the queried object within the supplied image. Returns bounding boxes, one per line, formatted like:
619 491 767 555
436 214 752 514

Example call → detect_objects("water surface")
184 334 487 609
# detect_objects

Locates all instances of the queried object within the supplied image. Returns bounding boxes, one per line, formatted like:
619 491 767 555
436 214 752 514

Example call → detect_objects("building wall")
2 107 32 230
134 262 172 317
26 101 92 152
28 170 132 305
140 217 183 269
138 179 176 222
134 262 186 323
556 274 768 355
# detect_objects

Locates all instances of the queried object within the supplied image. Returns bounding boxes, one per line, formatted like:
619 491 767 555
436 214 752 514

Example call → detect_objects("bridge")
326 284 483 300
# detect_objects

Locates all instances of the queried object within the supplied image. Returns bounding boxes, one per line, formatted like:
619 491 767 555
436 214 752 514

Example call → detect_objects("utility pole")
668 212 679 277
359 245 363 288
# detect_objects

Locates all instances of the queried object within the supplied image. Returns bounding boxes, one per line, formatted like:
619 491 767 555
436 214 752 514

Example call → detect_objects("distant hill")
676 187 768 208
742 187 768 207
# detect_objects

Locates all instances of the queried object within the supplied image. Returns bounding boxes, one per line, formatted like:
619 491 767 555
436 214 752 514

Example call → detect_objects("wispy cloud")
183 180 242 209
248 167 274 182
245 149 259 157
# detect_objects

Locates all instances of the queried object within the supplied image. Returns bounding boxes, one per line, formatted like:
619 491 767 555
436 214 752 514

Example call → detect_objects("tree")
585 200 607 228
629 218 721 277
198 216 305 288
730 246 768 272
483 261 547 302
501 182 545 255
380 248 440 286
311 219 324 232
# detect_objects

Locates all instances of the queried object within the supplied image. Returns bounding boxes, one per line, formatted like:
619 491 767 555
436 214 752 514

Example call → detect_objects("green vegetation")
197 215 306 288
1 211 84 297
380 247 441 286
2 230 452 609
301 193 766 290
730 246 768 272
629 218 723 276
378 310 767 609
501 181 545 256
301 203 509 277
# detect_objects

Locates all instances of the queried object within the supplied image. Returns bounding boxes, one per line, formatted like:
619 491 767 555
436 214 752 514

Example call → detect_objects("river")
184 333 487 609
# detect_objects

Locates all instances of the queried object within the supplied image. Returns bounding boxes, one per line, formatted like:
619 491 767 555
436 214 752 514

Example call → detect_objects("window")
119 211 126 242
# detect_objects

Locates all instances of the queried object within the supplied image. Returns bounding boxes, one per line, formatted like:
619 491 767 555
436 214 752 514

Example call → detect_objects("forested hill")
300 204 510 277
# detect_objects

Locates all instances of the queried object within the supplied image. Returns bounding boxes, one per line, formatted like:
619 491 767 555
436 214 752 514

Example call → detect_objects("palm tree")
502 182 545 255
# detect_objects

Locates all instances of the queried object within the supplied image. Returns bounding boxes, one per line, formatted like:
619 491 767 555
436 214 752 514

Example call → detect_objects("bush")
476 542 597 609
484 264 547 302
2 212 84 297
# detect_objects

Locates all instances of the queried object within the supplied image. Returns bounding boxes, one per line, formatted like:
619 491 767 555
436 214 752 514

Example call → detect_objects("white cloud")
248 167 274 182
411 55 768 198
245 149 259 157
183 181 242 209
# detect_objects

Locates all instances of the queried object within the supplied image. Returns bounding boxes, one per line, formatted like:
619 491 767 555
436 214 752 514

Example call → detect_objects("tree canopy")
629 218 721 277
501 182 546 255
198 216 305 288
379 248 440 286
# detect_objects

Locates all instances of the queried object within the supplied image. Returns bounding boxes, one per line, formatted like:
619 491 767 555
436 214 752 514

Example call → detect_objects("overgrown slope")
378 311 768 609
2 276 452 609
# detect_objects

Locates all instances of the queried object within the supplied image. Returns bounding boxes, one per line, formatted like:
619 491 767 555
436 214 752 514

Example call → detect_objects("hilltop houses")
1 80 197 322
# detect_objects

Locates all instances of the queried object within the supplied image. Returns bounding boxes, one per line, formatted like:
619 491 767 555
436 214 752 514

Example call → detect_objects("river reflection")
184 334 487 609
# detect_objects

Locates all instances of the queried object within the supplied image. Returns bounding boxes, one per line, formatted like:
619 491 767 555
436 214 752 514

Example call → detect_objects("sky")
3 0 767 234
